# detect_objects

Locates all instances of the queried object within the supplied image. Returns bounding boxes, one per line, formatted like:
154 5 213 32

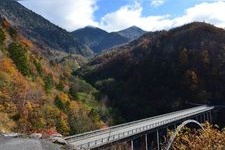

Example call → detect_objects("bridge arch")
165 119 203 150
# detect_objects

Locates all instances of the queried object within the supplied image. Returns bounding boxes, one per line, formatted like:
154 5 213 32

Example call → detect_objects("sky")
19 0 225 32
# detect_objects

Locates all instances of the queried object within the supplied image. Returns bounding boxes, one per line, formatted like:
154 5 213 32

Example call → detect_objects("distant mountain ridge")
0 0 92 57
72 26 146 53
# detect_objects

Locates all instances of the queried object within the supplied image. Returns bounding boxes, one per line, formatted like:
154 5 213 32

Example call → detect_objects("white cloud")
98 1 172 31
20 0 99 31
99 1 225 32
151 0 165 7
20 0 225 32
173 1 225 28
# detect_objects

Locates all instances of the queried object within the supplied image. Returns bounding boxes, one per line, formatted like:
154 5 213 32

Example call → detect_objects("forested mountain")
0 0 92 57
72 26 146 53
0 16 111 135
77 22 225 122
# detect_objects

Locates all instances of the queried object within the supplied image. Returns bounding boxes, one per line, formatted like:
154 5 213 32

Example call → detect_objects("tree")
54 96 66 111
43 74 54 92
179 48 188 66
7 43 31 76
0 28 5 45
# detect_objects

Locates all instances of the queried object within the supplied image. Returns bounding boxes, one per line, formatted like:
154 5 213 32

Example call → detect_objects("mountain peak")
117 26 146 40
127 25 142 30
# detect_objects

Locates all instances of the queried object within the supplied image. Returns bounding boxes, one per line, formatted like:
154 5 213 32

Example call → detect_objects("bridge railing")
74 106 214 149
65 106 213 144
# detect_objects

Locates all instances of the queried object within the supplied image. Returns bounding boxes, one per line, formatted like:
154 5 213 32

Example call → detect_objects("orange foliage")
167 122 225 149
0 58 18 75
18 35 33 48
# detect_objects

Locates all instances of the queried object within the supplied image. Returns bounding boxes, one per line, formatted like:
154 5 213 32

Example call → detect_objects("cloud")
173 1 225 28
151 0 165 7
99 1 225 32
20 0 225 32
98 1 172 31
20 0 99 31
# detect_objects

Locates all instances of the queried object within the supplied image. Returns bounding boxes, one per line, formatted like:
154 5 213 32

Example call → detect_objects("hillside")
77 22 225 122
72 26 145 53
0 16 111 135
0 0 92 57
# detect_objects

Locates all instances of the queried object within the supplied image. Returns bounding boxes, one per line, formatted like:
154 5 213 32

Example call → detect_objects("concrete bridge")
65 105 214 150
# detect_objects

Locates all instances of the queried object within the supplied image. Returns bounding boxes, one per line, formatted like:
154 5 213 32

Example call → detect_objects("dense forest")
77 22 225 124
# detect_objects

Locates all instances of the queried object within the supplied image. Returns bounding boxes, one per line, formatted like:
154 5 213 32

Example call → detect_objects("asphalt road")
0 137 61 150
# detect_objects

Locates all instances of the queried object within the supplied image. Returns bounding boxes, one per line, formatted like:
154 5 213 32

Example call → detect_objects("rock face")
48 137 67 145
30 133 42 139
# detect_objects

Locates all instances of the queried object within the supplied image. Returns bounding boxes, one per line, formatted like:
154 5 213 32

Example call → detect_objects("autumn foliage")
0 17 110 135
167 122 225 149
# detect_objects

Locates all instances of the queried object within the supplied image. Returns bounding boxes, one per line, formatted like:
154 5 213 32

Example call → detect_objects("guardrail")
65 105 214 149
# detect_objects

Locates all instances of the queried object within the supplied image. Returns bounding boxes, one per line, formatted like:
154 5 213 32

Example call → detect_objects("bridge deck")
65 105 214 149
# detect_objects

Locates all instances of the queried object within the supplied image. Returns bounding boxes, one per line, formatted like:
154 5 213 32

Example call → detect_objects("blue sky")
20 0 225 32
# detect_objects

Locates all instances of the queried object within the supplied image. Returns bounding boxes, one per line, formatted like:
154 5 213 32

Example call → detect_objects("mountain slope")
72 26 146 53
0 16 111 134
0 0 92 57
77 22 225 122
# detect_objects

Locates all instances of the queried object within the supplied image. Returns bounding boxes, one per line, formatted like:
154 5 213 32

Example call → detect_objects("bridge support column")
199 115 203 123
209 111 212 123
131 140 134 150
174 124 176 131
157 130 160 150
202 114 205 123
145 134 148 150
204 113 207 122
206 112 209 122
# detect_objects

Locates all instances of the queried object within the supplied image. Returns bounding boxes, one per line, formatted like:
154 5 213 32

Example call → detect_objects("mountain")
71 26 146 53
0 0 92 57
72 26 129 53
77 22 225 122
116 26 146 40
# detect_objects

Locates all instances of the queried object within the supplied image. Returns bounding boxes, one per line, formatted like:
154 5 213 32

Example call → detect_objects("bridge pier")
131 140 134 150
203 113 206 122
145 134 148 150
157 130 160 150
206 112 209 121
209 111 212 123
